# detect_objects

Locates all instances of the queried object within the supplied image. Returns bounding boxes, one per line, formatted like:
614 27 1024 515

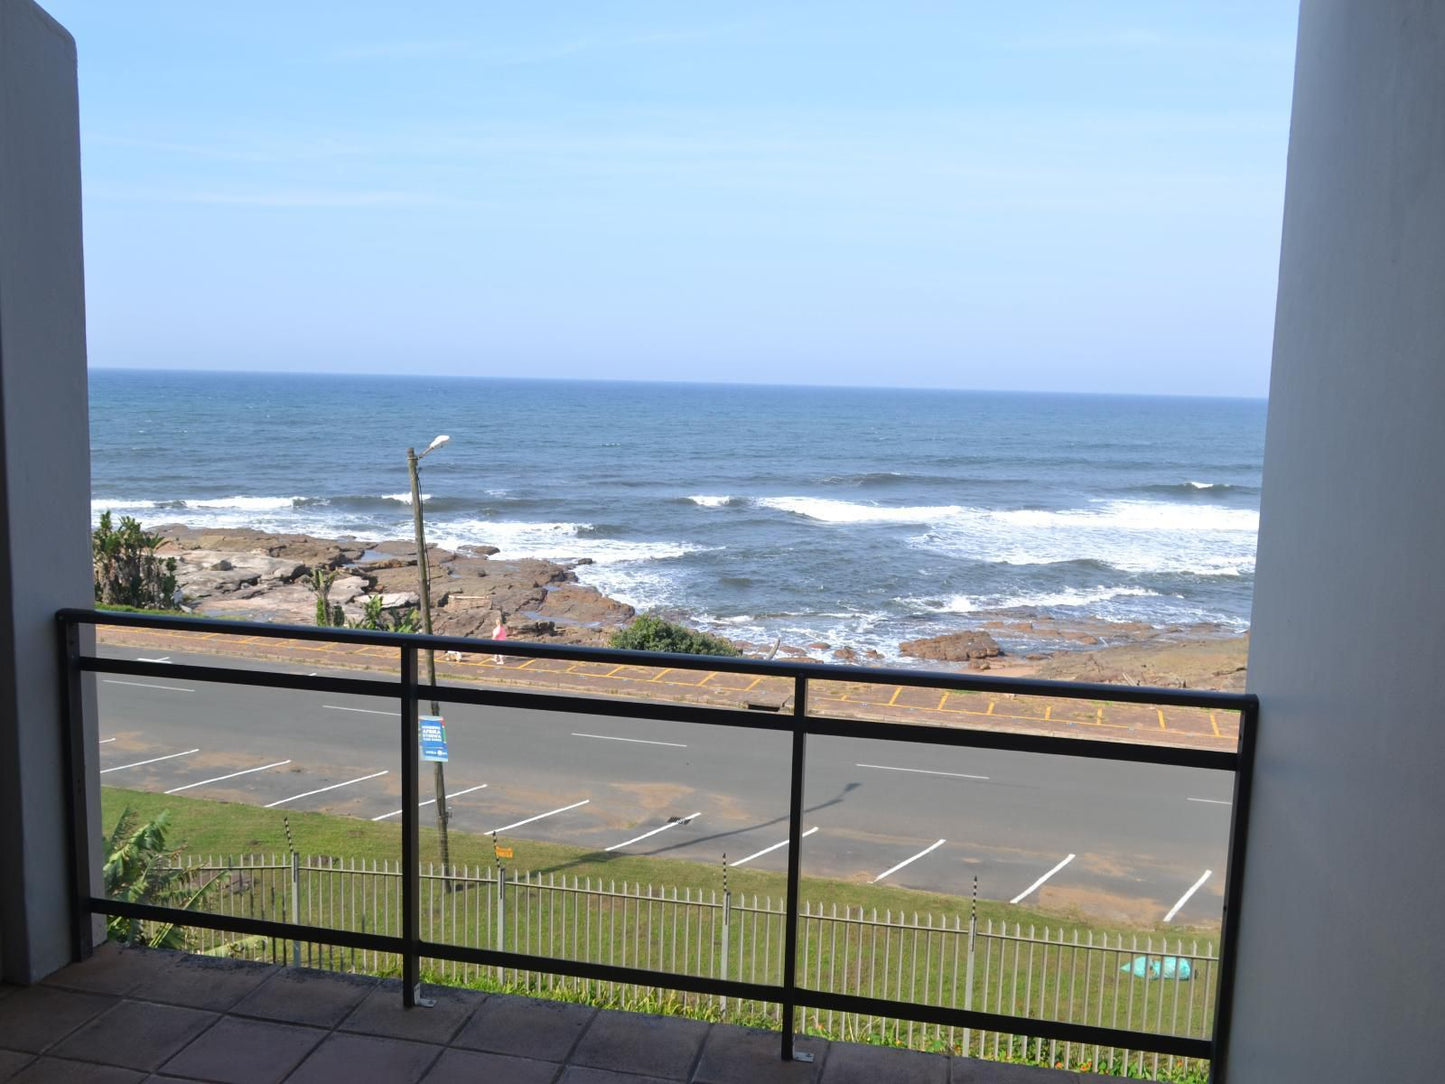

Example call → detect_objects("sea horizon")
89 369 1266 660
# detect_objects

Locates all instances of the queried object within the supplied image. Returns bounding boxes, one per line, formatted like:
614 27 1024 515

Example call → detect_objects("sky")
50 1 1299 396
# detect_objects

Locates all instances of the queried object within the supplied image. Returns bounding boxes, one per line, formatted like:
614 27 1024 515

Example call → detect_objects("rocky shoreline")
152 524 1249 691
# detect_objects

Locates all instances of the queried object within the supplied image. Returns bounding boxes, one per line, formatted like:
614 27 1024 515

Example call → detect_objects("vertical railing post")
780 674 810 1062
400 644 422 1007
290 850 302 968
1208 695 1259 1084
59 617 94 961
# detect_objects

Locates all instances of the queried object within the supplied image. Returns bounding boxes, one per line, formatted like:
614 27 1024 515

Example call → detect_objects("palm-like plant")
103 808 225 949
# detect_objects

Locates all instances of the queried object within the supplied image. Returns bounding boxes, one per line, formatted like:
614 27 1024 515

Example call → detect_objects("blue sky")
51 1 1298 396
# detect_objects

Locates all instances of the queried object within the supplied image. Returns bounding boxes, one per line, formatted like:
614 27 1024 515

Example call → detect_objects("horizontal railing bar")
415 681 795 733
796 987 1212 1060
82 656 395 699
60 608 1254 712
92 898 398 955
803 714 1237 770
76 654 1235 768
416 940 779 1002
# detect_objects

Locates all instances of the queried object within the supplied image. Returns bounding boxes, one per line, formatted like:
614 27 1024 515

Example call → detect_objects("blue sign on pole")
420 716 449 763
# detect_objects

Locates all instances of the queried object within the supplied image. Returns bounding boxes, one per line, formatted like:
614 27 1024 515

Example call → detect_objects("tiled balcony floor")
0 945 1097 1083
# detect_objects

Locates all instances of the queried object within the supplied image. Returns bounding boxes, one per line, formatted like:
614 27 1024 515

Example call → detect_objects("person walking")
491 613 510 664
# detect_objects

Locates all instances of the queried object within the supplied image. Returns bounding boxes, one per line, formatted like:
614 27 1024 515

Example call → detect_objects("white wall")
1232 2 1445 1080
0 0 95 982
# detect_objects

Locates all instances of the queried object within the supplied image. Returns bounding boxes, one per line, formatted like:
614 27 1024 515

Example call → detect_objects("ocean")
89 370 1265 660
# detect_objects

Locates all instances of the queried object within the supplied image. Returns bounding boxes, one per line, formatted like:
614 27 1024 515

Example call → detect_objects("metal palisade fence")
175 854 1217 1079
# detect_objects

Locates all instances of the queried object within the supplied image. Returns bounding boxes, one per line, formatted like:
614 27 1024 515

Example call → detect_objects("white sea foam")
380 492 432 505
185 496 307 511
428 519 710 568
912 500 1258 576
1186 480 1220 489
757 496 963 524
910 585 1160 614
687 495 733 508
92 498 158 512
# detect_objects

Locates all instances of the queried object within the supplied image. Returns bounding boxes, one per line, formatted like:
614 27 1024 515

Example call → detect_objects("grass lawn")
101 784 1214 940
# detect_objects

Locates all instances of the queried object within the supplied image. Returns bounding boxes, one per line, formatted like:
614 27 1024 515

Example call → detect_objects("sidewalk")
97 626 1238 751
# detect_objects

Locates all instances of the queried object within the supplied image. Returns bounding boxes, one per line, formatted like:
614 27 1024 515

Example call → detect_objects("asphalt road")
93 646 1234 926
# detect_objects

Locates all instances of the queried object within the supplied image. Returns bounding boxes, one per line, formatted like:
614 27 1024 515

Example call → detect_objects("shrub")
609 614 740 657
92 511 178 609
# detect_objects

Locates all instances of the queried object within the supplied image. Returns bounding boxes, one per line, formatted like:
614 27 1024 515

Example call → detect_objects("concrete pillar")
1231 2 1445 1080
0 0 95 982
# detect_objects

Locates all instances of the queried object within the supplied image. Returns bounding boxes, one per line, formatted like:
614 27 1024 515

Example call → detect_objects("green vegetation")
311 568 344 627
103 806 222 949
610 613 740 657
92 512 178 609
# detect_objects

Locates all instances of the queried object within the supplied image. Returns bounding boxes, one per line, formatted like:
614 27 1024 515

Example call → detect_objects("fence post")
497 864 507 984
720 857 731 1018
290 850 301 968
963 877 977 1055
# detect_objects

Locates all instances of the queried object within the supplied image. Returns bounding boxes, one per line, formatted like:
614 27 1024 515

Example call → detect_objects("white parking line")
733 826 819 867
487 799 590 836
606 812 702 853
871 838 947 884
573 732 688 748
856 763 989 781
1186 797 1231 806
137 656 171 663
100 748 199 774
104 680 194 693
264 770 389 809
165 759 292 795
324 705 394 716
371 784 490 821
1010 853 1076 904
99 738 116 744
1163 869 1214 923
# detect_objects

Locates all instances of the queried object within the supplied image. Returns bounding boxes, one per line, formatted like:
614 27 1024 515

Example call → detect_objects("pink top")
493 623 509 641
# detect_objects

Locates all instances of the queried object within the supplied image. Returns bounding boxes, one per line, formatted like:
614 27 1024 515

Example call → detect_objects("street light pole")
408 437 452 881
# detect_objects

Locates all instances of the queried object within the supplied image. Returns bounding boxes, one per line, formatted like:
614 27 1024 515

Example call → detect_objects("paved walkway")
99 627 1239 751
0 944 1109 1083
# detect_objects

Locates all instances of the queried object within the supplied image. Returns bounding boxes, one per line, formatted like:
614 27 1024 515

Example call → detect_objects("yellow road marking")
1044 705 1052 721
743 676 763 692
887 686 903 707
698 672 715 686
986 701 995 715
650 668 672 683
937 692 949 710
1210 712 1221 737
1096 706 1104 725
1157 709 1167 731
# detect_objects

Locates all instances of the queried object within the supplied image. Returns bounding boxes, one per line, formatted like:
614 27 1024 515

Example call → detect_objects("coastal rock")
832 646 858 662
536 584 636 627
900 630 1003 662
377 591 419 608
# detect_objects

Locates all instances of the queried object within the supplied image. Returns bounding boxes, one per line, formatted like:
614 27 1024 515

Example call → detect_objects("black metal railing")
59 608 1256 1078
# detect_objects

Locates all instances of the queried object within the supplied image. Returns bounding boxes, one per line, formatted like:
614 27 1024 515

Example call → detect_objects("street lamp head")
427 434 450 452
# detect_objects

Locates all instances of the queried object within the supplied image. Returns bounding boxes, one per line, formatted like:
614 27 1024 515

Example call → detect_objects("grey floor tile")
286 1033 442 1084
228 968 377 1028
41 945 178 998
422 1047 561 1084
558 1067 677 1084
50 1001 216 1071
0 1050 33 1081
338 980 482 1044
0 986 118 1054
952 1058 1077 1082
126 954 274 1012
7 1056 145 1082
569 1009 708 1080
692 1026 828 1084
821 1042 949 1084
159 1015 325 1084
451 994 595 1062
